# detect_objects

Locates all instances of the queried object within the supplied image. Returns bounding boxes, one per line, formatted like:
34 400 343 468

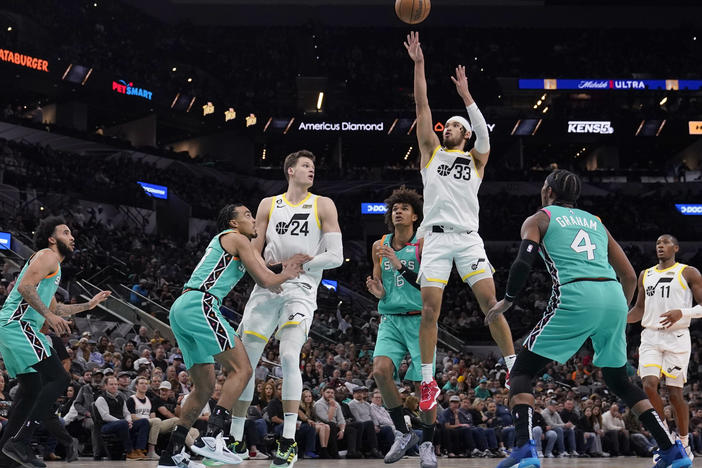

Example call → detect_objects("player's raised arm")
251 196 273 254
627 270 647 323
451 65 490 174
405 31 440 167
605 228 637 304
302 196 343 273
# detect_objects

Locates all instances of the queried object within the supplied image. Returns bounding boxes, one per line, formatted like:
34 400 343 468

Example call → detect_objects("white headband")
446 116 472 133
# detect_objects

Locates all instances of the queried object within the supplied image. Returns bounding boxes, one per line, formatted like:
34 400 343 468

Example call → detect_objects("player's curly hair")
33 216 67 250
217 203 245 231
545 169 581 206
383 186 423 233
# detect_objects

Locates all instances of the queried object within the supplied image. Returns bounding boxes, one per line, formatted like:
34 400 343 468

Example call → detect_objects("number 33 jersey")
641 262 692 331
420 146 482 233
263 192 324 290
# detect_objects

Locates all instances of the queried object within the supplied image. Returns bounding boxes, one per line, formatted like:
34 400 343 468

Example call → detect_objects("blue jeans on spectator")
130 418 150 451
377 425 395 453
531 426 557 456
549 426 566 454
469 427 497 450
101 420 133 452
500 426 516 449
562 427 576 453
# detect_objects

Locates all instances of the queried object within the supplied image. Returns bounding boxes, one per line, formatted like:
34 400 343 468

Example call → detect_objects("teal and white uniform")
525 205 628 367
372 233 434 381
170 229 246 369
0 250 60 377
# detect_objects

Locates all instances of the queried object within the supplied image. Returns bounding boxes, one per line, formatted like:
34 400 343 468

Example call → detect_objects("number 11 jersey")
263 192 324 290
641 262 692 331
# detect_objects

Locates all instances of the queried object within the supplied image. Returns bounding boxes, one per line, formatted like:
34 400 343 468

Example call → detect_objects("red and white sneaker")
419 379 441 411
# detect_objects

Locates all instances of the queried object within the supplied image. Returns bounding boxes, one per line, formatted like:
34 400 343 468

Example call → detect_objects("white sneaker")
191 433 243 465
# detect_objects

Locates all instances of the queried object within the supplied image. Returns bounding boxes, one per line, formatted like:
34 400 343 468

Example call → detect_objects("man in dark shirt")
152 347 168 373
559 398 585 454
151 381 198 447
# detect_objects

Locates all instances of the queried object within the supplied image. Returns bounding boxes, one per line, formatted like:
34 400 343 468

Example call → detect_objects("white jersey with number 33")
642 262 692 331
420 146 482 233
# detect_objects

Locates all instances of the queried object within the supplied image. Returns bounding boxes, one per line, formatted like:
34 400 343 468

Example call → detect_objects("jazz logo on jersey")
436 156 472 180
645 276 673 297
275 213 310 236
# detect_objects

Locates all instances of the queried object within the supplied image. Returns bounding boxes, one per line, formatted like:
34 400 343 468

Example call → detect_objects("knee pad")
602 366 647 408
278 327 306 401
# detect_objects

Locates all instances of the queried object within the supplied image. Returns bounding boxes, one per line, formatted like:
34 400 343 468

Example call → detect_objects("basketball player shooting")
404 31 516 412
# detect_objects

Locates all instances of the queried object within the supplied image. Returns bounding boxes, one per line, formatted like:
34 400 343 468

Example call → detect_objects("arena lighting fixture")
541 93 547 100
246 113 257 127
263 117 272 132
7 27 11 32
187 77 192 83
261 148 267 160
407 119 417 135
283 117 295 135
659 96 668 106
404 146 413 161
542 106 549 114
316 92 324 110
387 118 398 135
171 67 176 72
202 101 214 116
532 104 538 109
224 108 236 122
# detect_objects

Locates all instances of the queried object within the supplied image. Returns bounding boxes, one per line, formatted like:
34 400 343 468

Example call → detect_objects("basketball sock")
11 419 40 443
230 416 246 442
639 408 673 450
513 404 533 447
680 433 689 446
206 405 231 437
167 425 189 455
282 413 297 439
388 406 408 433
421 364 434 384
421 423 435 443
504 354 517 373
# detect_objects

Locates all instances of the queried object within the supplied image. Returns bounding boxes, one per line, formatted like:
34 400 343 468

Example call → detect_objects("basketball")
395 0 431 24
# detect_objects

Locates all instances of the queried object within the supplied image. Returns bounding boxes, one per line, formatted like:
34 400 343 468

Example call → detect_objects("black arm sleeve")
398 266 420 290
504 239 540 301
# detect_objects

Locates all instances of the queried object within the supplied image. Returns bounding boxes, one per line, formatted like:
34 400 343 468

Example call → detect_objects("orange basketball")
395 0 431 24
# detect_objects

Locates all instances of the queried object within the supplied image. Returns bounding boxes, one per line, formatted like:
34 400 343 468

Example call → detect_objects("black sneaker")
270 438 298 468
2 440 45 468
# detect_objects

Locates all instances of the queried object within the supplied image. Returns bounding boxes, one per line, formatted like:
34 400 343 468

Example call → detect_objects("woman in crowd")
299 389 330 458
577 405 607 457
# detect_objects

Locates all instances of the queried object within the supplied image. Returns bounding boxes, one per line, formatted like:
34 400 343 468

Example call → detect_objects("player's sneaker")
2 439 46 468
157 448 205 468
418 442 437 468
203 440 249 466
270 437 298 468
652 440 692 468
384 430 419 463
419 380 440 412
496 439 540 468
191 433 242 465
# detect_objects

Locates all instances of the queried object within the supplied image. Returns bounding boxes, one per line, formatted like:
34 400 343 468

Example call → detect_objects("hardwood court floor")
42 456 699 467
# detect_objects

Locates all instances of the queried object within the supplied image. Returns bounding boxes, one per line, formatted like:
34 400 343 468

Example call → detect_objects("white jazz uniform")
638 262 693 387
418 145 493 288
238 192 323 341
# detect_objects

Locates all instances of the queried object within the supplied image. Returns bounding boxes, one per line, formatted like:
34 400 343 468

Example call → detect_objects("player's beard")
56 238 73 259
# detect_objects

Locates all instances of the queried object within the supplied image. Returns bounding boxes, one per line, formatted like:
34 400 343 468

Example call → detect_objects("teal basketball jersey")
378 233 423 315
0 250 61 328
540 205 616 285
184 230 247 303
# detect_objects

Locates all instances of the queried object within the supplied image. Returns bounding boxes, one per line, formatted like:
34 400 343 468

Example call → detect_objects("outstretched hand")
404 31 424 63
450 65 472 101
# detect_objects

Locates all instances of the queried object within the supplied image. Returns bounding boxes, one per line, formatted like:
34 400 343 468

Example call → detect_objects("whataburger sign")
0 49 49 72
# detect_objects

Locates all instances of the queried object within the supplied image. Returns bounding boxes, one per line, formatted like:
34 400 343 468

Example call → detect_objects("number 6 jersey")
641 263 692 331
420 146 482 233
262 192 324 291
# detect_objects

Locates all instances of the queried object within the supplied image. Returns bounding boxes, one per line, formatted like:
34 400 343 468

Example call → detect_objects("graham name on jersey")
554 215 598 230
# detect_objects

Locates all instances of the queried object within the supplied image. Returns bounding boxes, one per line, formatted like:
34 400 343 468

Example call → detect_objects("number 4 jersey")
641 262 692 331
262 192 324 291
540 205 617 285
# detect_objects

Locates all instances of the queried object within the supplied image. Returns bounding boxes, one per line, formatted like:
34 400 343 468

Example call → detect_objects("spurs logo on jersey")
421 146 482 233
436 156 472 180
642 262 693 330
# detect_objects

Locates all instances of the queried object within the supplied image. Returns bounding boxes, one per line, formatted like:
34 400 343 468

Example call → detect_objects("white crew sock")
283 413 297 439
421 364 434 384
680 433 689 446
504 354 517 373
230 416 246 441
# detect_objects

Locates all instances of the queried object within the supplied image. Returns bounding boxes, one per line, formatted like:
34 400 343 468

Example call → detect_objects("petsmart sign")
361 203 387 214
112 80 153 100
